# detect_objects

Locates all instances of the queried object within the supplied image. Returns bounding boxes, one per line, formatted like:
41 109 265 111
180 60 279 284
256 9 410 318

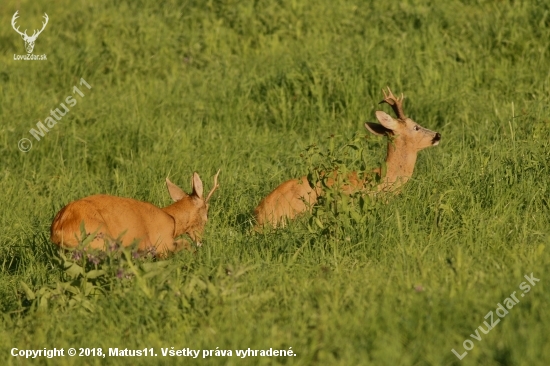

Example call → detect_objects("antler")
205 169 220 203
31 13 49 39
11 11 48 40
11 11 27 37
379 87 407 120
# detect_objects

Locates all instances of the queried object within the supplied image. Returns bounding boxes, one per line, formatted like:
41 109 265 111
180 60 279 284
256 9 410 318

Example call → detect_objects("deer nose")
433 133 441 143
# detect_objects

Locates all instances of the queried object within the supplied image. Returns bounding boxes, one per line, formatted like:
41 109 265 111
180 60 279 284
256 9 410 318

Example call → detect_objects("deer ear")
191 172 204 199
364 122 392 136
166 178 188 202
375 111 400 131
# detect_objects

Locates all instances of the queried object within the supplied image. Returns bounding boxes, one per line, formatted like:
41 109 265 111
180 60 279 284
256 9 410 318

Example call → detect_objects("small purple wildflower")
145 246 157 257
71 250 83 261
87 253 100 265
108 240 121 252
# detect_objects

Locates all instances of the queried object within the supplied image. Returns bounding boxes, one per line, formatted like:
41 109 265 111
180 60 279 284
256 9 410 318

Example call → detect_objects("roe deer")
254 87 441 228
51 170 220 257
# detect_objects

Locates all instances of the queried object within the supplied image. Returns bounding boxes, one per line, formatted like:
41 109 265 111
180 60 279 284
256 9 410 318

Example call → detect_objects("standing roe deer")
254 87 441 228
51 170 220 257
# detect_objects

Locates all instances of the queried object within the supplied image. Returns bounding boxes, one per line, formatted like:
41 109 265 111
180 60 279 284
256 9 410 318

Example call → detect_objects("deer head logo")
11 11 49 54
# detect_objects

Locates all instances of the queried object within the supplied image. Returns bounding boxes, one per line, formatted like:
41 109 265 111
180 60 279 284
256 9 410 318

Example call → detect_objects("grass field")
1 0 549 365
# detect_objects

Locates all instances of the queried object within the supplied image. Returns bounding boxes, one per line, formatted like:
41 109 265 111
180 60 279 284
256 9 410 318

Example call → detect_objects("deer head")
164 170 220 247
11 11 49 54
365 87 441 189
365 87 441 149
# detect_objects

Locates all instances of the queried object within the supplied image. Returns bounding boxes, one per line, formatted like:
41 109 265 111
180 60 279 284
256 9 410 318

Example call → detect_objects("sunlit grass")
0 0 549 364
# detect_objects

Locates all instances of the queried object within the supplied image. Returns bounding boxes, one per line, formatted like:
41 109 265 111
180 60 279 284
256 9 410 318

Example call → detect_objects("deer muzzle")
432 133 441 145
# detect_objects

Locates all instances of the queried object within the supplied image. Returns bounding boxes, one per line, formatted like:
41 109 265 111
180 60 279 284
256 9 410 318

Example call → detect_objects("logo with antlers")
11 11 49 54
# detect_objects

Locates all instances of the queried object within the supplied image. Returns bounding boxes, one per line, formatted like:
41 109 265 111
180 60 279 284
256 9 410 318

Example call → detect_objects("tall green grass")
0 0 549 364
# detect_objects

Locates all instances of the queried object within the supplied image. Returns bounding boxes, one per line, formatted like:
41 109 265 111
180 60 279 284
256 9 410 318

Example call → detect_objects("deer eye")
413 125 420 131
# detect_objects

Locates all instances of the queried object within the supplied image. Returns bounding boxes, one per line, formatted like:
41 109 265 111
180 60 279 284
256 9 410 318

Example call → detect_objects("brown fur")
50 171 220 258
253 171 367 228
254 88 441 229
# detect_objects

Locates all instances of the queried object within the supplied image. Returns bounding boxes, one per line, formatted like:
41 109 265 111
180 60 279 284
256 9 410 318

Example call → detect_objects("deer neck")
162 200 192 237
378 139 418 191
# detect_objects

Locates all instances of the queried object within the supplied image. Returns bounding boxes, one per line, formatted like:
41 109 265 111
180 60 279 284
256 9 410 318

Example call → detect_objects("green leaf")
85 270 106 279
20 281 36 300
65 285 80 295
81 229 99 247
141 261 171 273
314 217 324 229
350 210 362 223
64 263 84 278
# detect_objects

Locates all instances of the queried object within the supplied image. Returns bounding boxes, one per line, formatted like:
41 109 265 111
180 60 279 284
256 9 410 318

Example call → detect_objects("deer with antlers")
254 87 441 228
11 11 49 54
51 171 220 257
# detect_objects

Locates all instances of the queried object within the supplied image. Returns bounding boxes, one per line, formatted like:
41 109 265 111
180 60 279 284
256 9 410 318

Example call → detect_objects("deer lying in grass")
254 87 441 228
51 171 220 257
